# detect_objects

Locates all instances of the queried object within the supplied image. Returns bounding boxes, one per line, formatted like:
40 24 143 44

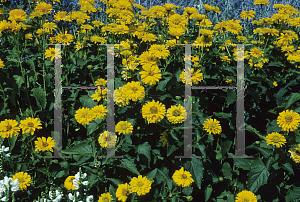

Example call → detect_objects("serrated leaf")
119 159 140 175
213 112 232 120
13 75 25 88
247 159 270 192
55 170 65 178
87 122 98 135
158 77 171 91
137 142 151 166
282 163 294 175
205 186 213 202
286 187 300 202
106 178 124 186
185 157 204 189
276 88 288 107
79 94 97 108
233 158 254 170
227 89 236 105
222 162 232 180
147 168 157 180
282 93 300 110
167 145 178 157
62 141 93 155
157 169 173 190
31 87 47 110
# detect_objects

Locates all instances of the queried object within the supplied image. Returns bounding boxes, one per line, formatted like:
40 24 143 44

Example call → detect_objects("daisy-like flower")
114 86 130 107
265 132 286 148
159 132 168 147
203 118 222 135
254 0 269 6
240 10 256 20
172 167 194 188
116 183 130 202
0 119 20 138
139 64 162 85
45 47 61 62
64 176 76 191
273 81 278 87
168 26 185 39
115 121 133 135
55 31 74 45
8 9 27 22
0 59 5 68
19 117 42 135
129 175 152 196
25 33 33 40
91 105 107 121
34 2 53 16
74 107 94 125
166 104 187 124
98 192 113 202
289 144 300 163
95 78 107 86
235 190 257 202
34 137 56 152
141 33 157 42
123 81 145 102
142 100 166 124
12 172 32 191
277 110 300 132
54 11 68 21
148 44 170 59
179 67 203 85
98 131 117 148
138 51 158 66
91 87 108 102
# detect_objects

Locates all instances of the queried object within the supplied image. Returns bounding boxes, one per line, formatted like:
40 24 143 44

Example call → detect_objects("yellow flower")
0 59 4 68
91 105 107 121
98 192 113 202
12 172 32 191
98 131 117 148
168 26 185 39
114 86 130 107
129 175 152 196
240 10 256 20
138 51 158 66
45 47 61 62
142 100 166 124
64 176 76 191
8 9 27 22
95 78 107 86
54 11 68 21
277 110 300 132
116 183 130 202
273 81 278 87
172 167 194 188
235 190 257 202
179 67 204 85
168 14 187 28
265 132 286 148
90 35 106 44
34 136 56 152
91 88 108 101
166 104 187 124
148 44 170 59
0 119 20 138
34 2 53 16
183 7 198 18
123 81 145 102
139 64 162 85
254 0 269 6
141 33 157 42
289 144 300 163
25 33 33 40
43 22 57 34
203 118 222 135
159 132 168 147
55 31 74 44
199 19 213 27
19 117 42 135
75 107 94 125
115 121 133 135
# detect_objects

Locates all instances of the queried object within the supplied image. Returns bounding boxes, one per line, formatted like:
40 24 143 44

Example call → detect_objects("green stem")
197 133 207 143
0 83 6 116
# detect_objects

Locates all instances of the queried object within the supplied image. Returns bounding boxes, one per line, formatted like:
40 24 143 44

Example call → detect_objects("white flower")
82 181 89 186
10 179 19 192
68 192 79 201
5 153 10 158
0 146 9 153
86 195 93 202
1 196 6 201
49 190 62 202
72 178 80 190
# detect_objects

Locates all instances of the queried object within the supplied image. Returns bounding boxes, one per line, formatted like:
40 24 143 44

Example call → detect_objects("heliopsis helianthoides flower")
265 132 286 148
114 86 130 107
8 9 27 22
142 100 166 124
0 119 20 138
34 2 53 16
0 59 4 68
199 19 213 28
64 176 77 191
116 183 130 202
273 81 278 87
183 7 198 18
159 132 168 147
254 0 269 6
123 81 145 102
43 22 57 34
138 51 158 66
235 190 257 202
225 78 235 85
139 64 162 85
277 110 300 132
98 131 117 148
166 104 187 124
54 11 68 21
34 137 56 152
55 31 74 45
91 105 107 120
168 14 187 28
92 20 104 27
249 47 264 60
129 175 152 196
12 172 32 191
75 107 94 125
289 144 300 163
25 33 33 40
148 44 170 59
98 192 113 202
115 121 133 135
141 33 157 43
172 167 194 188
220 55 231 64
240 10 256 20
203 118 222 135
45 47 61 62
91 87 108 101
168 26 185 39
90 35 106 44
95 78 107 86
19 117 42 135
179 67 204 85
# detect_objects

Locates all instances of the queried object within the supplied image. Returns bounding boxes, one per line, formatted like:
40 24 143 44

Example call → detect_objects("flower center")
18 177 24 184
150 106 158 114
285 115 293 123
273 136 280 142
132 87 138 92
69 177 75 183
6 125 12 131
243 198 250 202
103 197 109 202
148 71 154 76
122 189 128 196
42 142 49 147
137 181 144 187
181 174 187 179
121 123 128 130
172 109 181 117
28 122 34 127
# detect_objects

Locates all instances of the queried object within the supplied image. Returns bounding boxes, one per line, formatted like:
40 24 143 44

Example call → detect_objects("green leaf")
266 120 282 135
158 77 171 91
87 122 98 135
226 89 236 105
137 142 151 166
233 158 254 170
31 87 47 110
182 186 193 196
157 168 173 190
62 141 93 155
247 159 270 192
55 170 65 178
282 93 300 110
286 187 300 202
79 94 97 108
276 88 288 107
106 178 124 186
213 112 232 120
221 140 232 157
9 134 18 152
217 191 235 202
268 61 282 67
119 159 140 175
185 157 204 189
167 145 178 157
282 163 294 175
205 186 213 202
197 144 206 159
222 162 232 180
146 168 158 180
13 75 25 88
